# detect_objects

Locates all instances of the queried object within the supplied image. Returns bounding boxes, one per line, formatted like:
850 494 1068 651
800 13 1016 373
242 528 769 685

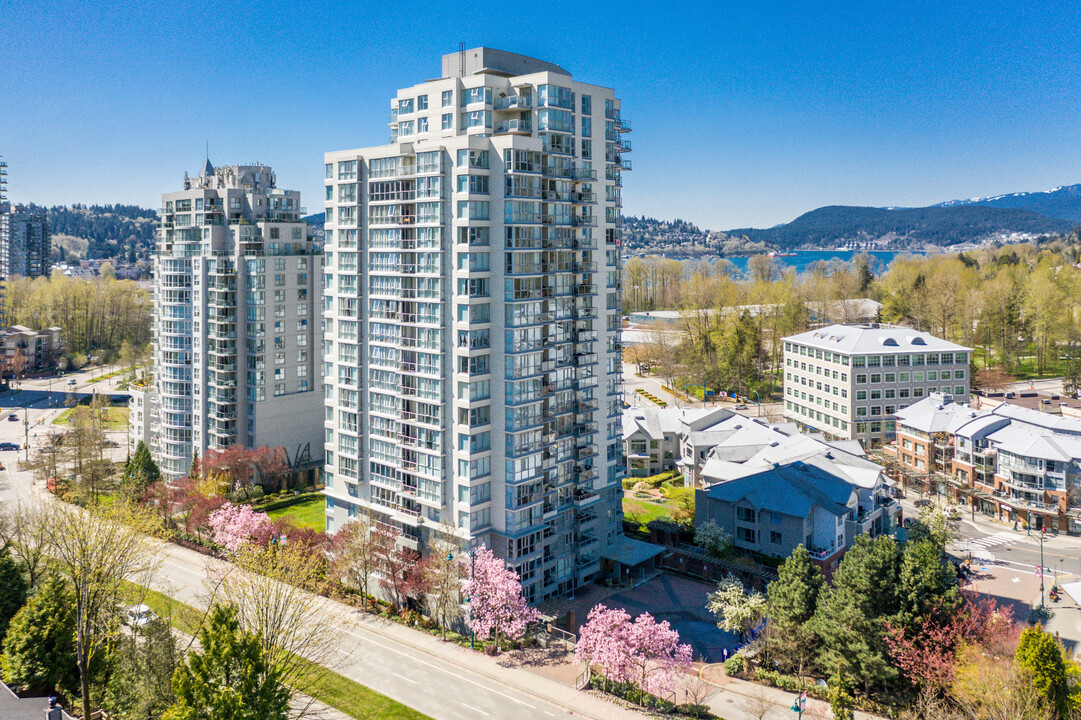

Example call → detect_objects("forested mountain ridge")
42 204 157 262
725 205 1076 250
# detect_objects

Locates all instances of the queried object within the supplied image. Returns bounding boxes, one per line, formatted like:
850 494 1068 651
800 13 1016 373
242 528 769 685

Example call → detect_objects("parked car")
125 604 157 627
0 442 19 451
7 414 17 422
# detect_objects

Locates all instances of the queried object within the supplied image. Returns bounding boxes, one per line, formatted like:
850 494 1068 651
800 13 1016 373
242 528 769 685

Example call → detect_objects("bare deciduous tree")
423 524 466 640
210 542 339 720
47 500 163 720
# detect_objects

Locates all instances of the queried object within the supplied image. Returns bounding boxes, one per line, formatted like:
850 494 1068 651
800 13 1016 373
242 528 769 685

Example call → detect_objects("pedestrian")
723 647 729 663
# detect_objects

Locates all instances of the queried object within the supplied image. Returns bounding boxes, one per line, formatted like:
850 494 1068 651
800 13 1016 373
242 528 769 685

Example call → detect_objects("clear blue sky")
2 0 1079 229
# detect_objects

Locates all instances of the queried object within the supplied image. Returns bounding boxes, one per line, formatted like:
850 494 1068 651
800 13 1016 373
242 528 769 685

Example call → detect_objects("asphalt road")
0 374 615 720
151 546 581 720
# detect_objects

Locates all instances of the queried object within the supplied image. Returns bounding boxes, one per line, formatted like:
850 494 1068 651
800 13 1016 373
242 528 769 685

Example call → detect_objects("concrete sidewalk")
700 666 887 720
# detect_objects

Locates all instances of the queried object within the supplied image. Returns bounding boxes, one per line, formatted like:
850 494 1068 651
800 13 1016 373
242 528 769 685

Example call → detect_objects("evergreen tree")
121 440 160 499
828 671 855 720
164 604 289 720
812 534 901 694
897 538 960 626
0 551 28 643
1 573 78 697
766 545 825 677
1015 626 1070 719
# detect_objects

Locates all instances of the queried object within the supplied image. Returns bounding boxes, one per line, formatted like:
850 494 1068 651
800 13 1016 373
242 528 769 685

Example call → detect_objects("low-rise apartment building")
696 429 900 571
782 324 970 444
621 406 802 484
888 394 1081 534
0 325 62 375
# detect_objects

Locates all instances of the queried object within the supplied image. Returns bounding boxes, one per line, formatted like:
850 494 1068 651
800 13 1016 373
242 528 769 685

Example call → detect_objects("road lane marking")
341 628 529 705
392 672 417 684
462 704 489 716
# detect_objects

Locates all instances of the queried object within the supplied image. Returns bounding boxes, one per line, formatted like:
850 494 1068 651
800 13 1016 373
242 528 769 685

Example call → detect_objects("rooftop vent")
910 337 926 345
881 337 898 346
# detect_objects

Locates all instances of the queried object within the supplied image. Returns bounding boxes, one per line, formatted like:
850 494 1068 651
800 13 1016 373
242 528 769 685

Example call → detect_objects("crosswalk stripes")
968 532 1014 549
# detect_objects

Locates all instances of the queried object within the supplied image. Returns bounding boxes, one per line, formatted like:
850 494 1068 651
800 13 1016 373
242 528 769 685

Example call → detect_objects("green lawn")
137 585 431 720
622 492 674 531
266 496 326 531
52 406 129 430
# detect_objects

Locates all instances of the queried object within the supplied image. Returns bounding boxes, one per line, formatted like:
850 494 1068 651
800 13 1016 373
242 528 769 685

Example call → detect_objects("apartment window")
955 386 966 395
418 117 428 133
736 507 755 523
338 160 357 180
442 113 452 130
441 90 453 107
856 391 867 400
737 527 756 544
581 94 592 115
456 149 490 168
856 374 867 384
417 94 428 110
770 531 782 544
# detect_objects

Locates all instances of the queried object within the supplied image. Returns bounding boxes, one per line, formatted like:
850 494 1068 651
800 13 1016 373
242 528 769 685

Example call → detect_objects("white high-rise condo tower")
323 48 630 602
148 162 324 483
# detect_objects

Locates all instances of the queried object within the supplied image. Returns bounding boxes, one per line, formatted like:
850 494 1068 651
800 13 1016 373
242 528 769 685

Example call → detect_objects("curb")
340 607 644 720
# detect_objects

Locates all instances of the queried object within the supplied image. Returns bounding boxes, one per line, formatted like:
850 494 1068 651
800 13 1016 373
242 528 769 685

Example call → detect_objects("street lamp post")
448 546 476 650
751 390 761 417
22 407 30 464
1039 526 1046 613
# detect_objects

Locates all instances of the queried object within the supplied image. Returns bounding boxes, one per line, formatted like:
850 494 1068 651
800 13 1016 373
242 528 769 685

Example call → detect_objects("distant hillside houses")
53 259 145 280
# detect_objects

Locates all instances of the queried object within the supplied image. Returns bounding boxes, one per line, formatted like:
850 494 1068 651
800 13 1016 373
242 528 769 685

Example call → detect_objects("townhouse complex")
887 393 1081 535
782 323 971 444
321 48 629 602
147 161 324 482
694 422 900 572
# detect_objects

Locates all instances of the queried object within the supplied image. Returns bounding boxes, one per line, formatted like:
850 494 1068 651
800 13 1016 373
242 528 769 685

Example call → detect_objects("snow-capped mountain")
932 183 1081 222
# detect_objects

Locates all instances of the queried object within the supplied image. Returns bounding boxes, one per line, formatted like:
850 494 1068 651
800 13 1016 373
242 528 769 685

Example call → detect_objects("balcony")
618 118 632 132
573 491 600 507
572 167 597 181
495 95 532 110
575 329 599 343
572 216 597 227
496 119 532 134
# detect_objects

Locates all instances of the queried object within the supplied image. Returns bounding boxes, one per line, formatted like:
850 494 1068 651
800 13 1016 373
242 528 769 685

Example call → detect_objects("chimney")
45 697 64 720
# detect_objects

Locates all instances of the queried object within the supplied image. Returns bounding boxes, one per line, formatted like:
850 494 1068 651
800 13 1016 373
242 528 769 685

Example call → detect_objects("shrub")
724 653 744 676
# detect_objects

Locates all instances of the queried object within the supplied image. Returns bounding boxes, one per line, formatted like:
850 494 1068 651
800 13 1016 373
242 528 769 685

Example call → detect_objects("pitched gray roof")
894 393 985 433
785 324 970 355
703 461 854 518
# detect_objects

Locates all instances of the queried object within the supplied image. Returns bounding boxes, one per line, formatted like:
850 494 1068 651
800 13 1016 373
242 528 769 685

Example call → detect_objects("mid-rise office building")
323 48 629 602
783 323 971 443
149 161 323 482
